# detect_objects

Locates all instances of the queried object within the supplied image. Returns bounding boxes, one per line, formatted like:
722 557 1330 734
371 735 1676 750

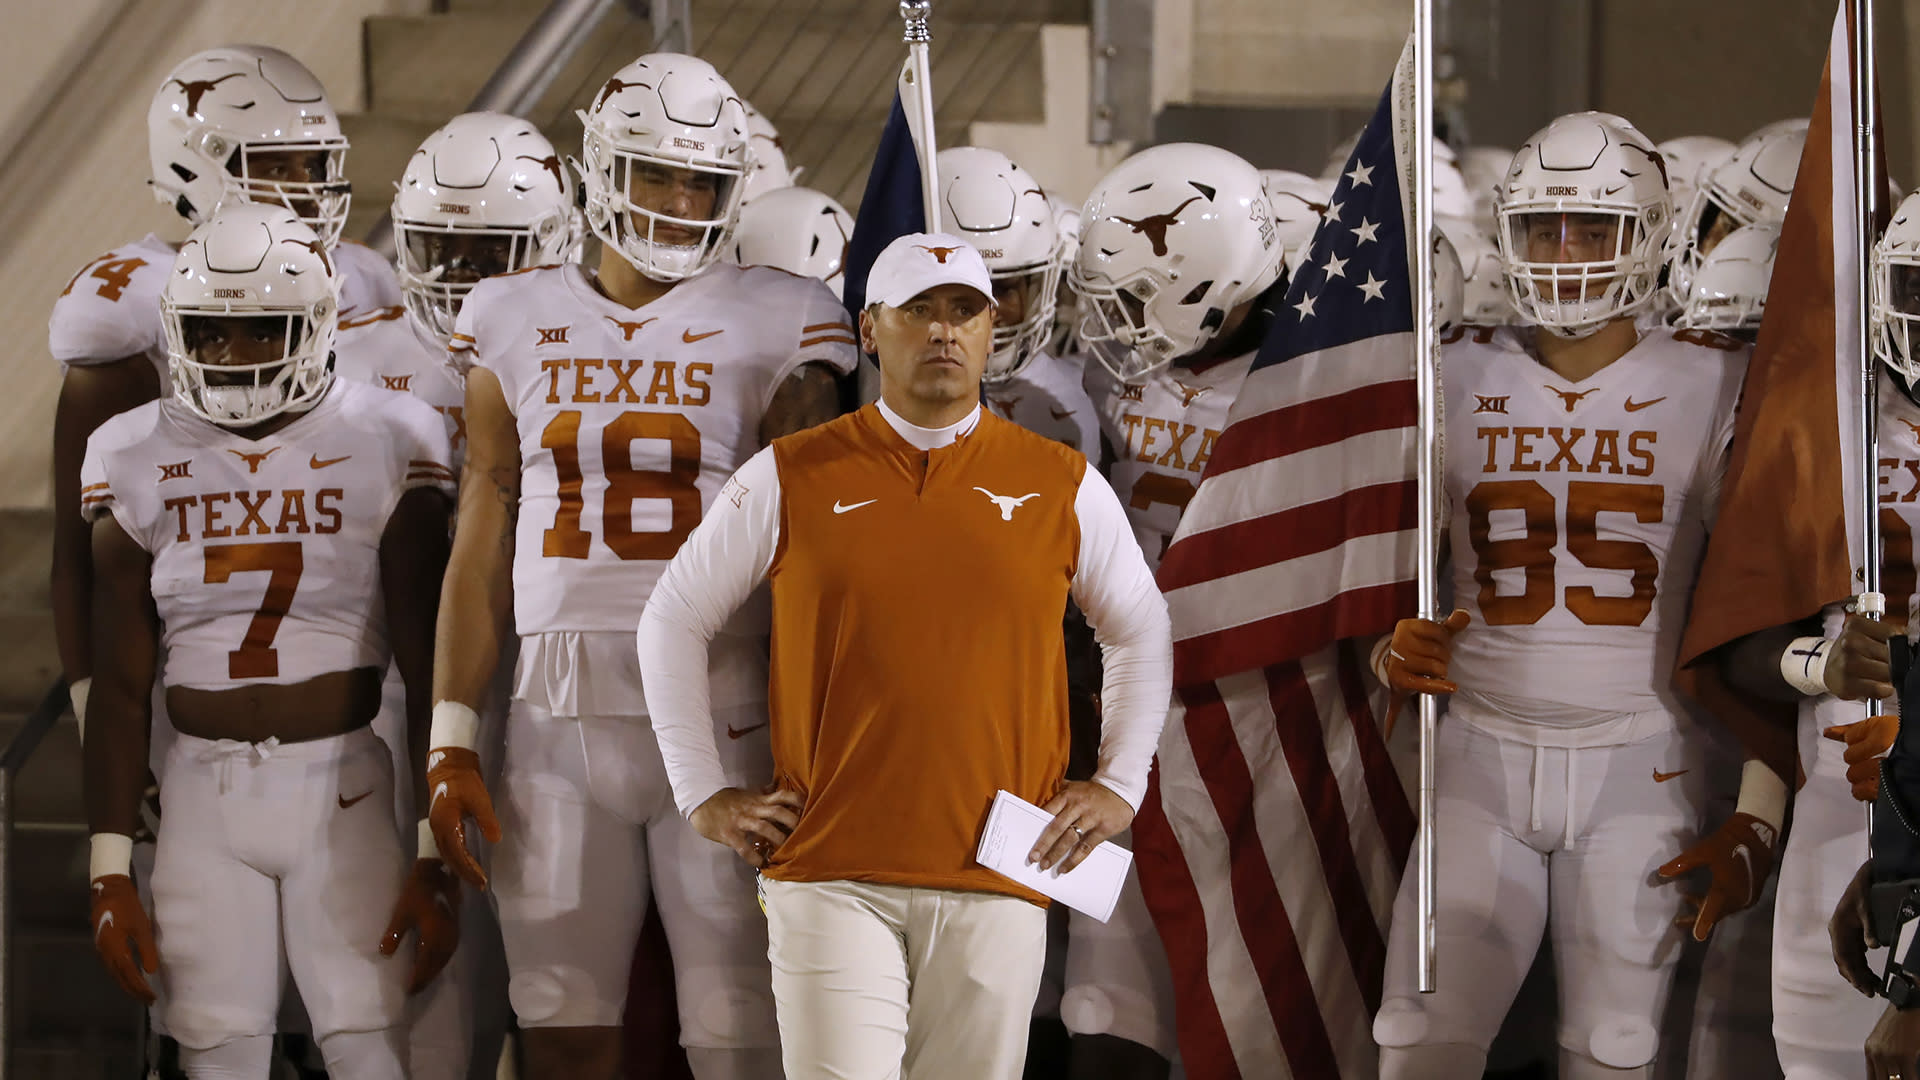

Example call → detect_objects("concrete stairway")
342 0 1071 240
0 508 138 1078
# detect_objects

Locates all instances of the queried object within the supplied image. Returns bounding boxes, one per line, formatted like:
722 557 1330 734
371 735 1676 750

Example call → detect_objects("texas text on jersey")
79 379 454 689
51 237 402 389
451 261 858 637
1084 351 1254 566
983 349 1100 460
1441 323 1748 732
335 304 469 473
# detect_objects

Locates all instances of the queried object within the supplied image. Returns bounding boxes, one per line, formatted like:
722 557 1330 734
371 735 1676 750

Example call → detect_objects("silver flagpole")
1412 0 1441 994
1851 0 1883 849
900 2 943 232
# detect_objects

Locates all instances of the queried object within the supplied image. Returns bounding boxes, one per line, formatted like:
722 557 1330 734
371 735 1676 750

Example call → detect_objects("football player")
332 110 580 1080
1064 142 1291 1080
937 147 1098 458
83 204 457 1079
1694 190 1920 1079
422 53 858 1080
49 44 402 1067
1665 121 1806 312
1671 222 1778 341
1371 112 1757 1080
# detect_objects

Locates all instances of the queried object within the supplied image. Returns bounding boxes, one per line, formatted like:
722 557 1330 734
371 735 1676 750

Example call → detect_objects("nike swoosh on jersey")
1623 396 1667 413
338 790 374 809
727 722 769 740
1652 768 1689 783
683 328 724 343
833 499 877 514
310 454 352 469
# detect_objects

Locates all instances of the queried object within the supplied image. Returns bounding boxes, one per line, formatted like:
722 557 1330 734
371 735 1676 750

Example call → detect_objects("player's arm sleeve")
1067 466 1173 810
637 448 785 817
79 431 148 552
768 282 860 390
394 398 459 503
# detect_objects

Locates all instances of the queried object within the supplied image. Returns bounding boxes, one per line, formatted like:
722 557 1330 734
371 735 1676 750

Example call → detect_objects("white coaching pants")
1773 715 1883 1079
151 728 409 1056
1375 712 1707 1076
760 877 1048 1080
491 700 779 1044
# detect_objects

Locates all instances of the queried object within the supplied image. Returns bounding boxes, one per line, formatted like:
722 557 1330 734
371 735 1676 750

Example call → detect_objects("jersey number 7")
204 542 303 679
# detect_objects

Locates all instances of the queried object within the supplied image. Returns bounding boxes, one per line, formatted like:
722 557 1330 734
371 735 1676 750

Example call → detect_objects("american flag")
1130 43 1422 1080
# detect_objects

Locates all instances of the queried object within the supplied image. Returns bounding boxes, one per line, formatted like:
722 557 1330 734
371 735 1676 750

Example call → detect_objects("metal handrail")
0 678 74 1080
363 0 627 256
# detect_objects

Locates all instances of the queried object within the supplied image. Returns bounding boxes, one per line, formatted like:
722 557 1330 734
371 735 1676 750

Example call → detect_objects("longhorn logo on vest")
973 487 1040 521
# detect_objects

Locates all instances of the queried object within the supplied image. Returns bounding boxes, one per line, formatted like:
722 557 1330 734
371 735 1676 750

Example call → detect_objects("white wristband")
417 818 441 861
1779 636 1834 697
430 700 480 752
1735 758 1790 834
1368 635 1394 687
68 677 91 744
89 832 133 881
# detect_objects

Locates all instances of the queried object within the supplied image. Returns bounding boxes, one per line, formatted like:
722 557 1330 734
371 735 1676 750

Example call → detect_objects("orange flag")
1676 3 1883 783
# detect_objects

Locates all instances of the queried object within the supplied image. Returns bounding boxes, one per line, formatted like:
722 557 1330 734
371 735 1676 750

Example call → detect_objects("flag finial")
900 2 932 43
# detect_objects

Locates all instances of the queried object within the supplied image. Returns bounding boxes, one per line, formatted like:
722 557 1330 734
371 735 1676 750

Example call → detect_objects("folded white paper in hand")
974 789 1132 922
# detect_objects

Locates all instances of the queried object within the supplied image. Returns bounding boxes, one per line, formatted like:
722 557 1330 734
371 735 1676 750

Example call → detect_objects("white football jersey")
1085 351 1255 567
984 349 1099 460
1441 325 1748 727
333 305 468 474
454 261 859 634
80 379 454 692
50 235 403 391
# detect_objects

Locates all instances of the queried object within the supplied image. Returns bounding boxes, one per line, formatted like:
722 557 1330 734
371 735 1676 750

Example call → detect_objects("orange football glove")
1824 714 1899 802
426 747 499 890
380 859 462 994
90 874 158 1004
1656 812 1778 941
1381 609 1471 739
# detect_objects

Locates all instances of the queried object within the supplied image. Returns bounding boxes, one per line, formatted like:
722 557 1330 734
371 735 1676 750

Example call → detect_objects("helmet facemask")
1072 266 1183 382
395 220 567 346
223 140 352 246
1875 252 1920 384
580 131 747 282
984 254 1062 382
1499 207 1663 338
165 308 334 427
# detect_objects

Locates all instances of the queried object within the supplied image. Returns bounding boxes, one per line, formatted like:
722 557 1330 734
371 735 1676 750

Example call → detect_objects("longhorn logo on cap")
915 245 962 264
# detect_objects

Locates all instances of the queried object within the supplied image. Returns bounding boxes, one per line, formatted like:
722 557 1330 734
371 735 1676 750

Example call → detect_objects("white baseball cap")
867 232 996 309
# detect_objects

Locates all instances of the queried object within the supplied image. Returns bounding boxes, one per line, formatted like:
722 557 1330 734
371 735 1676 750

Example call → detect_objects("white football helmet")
1495 112 1672 337
1457 146 1514 229
162 203 339 426
1657 135 1738 206
1667 121 1805 309
1437 215 1512 325
1873 191 1920 383
1048 193 1084 356
741 102 797 203
729 186 852 298
1260 169 1335 277
1433 229 1465 334
1673 221 1778 334
149 46 352 245
577 53 752 281
937 147 1063 381
392 112 579 347
1072 143 1285 380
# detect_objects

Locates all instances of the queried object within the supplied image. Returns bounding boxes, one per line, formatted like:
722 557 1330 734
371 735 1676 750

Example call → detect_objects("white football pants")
151 727 409 1067
491 700 779 1052
1773 712 1883 1079
1375 710 1706 1077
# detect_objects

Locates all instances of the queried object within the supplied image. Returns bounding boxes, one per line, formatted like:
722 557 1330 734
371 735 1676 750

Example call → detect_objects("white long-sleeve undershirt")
636 401 1172 819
